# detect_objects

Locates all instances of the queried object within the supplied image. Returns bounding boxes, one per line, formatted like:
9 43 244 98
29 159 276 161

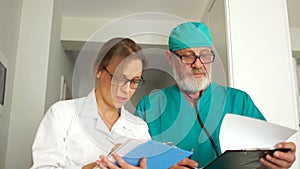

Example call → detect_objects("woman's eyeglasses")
103 67 145 89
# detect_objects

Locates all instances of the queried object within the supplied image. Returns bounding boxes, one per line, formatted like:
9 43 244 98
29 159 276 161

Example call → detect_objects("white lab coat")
31 90 150 169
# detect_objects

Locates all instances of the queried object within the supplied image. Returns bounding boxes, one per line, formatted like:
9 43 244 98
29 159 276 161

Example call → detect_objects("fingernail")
273 151 280 157
276 143 283 148
266 154 272 160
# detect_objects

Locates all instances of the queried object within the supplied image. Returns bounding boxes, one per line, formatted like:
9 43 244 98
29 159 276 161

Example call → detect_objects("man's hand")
260 142 296 169
168 158 198 169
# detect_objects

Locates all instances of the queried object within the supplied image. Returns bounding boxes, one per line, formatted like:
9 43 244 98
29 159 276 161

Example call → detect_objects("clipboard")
109 140 193 169
203 148 291 169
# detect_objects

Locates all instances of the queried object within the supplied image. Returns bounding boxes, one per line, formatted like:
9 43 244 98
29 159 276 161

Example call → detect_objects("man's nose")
191 57 204 68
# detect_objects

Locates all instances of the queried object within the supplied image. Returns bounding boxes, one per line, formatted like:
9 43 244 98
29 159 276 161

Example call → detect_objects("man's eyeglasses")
103 67 145 89
171 50 215 65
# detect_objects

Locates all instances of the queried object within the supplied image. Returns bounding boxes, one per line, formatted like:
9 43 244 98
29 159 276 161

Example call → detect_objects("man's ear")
165 50 173 65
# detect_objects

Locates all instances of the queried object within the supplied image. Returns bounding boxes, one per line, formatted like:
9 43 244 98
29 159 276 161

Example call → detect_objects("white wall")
0 1 75 168
5 0 55 168
61 17 111 42
0 0 23 168
61 15 183 49
290 28 300 51
206 0 229 86
291 28 300 121
45 0 74 110
225 0 299 168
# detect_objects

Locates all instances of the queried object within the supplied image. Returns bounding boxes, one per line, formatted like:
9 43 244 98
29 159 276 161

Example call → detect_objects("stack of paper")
219 114 297 152
203 114 297 169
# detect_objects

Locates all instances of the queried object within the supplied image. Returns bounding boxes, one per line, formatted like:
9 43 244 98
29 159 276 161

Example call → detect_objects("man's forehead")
176 47 211 53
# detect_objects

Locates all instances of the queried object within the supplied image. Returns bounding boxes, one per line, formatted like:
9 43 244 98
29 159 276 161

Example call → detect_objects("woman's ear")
96 70 102 78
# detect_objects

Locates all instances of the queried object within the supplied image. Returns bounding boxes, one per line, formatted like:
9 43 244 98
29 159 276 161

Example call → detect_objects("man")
135 22 296 168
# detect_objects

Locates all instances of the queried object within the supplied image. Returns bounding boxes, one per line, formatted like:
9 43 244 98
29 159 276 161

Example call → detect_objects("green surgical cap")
169 22 213 51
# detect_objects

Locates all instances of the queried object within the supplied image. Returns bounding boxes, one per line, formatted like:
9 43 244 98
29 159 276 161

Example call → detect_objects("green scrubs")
136 82 265 167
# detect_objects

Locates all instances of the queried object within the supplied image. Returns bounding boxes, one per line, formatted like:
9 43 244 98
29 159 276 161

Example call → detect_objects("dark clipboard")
203 148 290 169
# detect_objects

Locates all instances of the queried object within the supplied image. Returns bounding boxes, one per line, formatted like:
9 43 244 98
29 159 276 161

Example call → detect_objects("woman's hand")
260 142 296 169
82 162 98 169
96 154 147 169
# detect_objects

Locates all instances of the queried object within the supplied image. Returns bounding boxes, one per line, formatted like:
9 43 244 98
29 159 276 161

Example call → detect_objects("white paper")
219 114 297 153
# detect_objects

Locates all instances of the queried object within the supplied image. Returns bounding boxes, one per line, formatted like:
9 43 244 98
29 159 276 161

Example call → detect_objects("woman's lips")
116 96 128 102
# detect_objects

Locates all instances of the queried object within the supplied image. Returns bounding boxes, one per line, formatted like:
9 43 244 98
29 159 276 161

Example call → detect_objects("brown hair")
94 37 144 74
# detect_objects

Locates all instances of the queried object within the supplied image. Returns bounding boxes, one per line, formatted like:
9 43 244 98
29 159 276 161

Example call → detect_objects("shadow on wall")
125 68 176 113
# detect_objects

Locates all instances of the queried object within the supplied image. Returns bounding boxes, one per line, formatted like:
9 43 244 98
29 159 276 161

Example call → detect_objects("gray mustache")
191 68 207 74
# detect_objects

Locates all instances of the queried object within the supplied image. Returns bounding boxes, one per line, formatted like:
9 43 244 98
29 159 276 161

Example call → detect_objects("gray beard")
173 70 210 93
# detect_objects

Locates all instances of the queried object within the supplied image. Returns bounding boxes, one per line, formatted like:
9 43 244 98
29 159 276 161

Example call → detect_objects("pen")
189 148 201 169
189 148 194 159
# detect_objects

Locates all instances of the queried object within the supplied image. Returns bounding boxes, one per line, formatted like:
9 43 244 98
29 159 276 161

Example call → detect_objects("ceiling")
59 0 300 28
59 0 208 20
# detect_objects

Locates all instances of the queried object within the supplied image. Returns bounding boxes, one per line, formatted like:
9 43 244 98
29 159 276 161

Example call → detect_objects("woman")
31 38 150 169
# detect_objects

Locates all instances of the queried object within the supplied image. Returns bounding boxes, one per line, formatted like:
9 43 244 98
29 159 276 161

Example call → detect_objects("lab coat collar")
78 90 126 119
78 89 99 119
95 107 127 132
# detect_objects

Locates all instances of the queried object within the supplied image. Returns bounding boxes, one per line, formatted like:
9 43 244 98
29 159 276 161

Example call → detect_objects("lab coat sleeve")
30 101 83 169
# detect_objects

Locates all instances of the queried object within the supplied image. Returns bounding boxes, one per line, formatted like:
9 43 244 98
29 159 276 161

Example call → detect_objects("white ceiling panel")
60 0 299 28
59 0 209 20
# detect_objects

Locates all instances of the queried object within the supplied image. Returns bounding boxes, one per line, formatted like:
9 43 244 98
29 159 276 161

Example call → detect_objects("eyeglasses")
171 50 215 65
103 67 145 89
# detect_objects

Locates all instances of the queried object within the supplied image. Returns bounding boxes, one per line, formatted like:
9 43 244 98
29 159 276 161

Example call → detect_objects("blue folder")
116 140 193 169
